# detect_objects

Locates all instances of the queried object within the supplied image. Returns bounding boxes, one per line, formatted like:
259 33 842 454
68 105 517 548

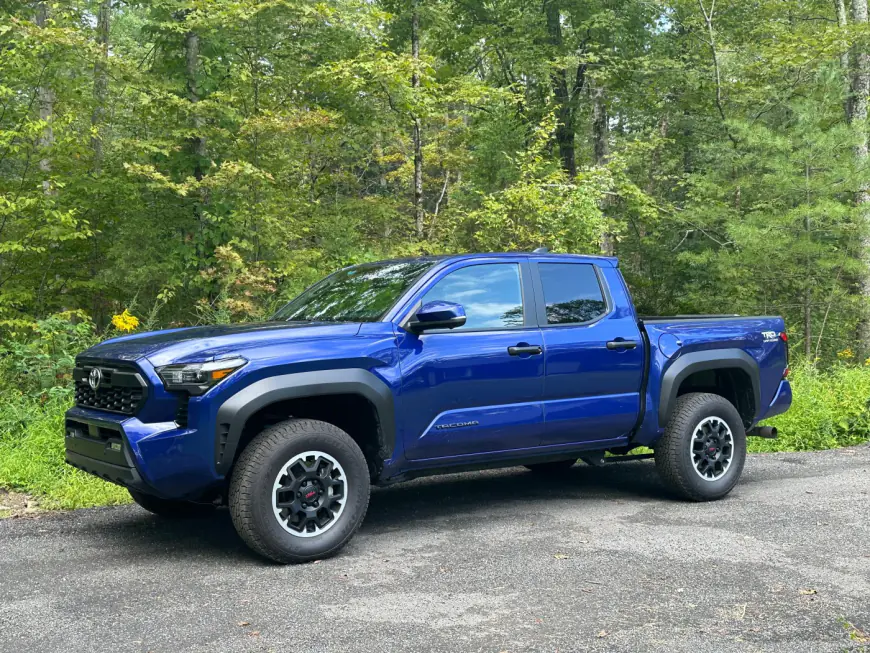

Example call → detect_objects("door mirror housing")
409 301 466 333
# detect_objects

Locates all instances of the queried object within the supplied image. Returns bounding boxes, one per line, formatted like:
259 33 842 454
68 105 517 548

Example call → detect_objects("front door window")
421 263 524 330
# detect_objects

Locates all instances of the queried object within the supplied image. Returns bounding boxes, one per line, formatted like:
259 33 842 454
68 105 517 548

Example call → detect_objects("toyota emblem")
88 368 103 391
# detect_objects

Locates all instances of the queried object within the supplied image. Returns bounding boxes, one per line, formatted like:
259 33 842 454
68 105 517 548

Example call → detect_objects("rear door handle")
508 345 543 356
606 340 638 350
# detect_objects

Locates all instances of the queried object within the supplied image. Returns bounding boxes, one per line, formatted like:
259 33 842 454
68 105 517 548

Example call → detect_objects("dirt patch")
0 489 41 518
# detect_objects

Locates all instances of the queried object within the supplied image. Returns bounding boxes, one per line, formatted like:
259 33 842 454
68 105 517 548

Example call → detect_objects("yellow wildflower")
837 348 854 360
111 309 139 332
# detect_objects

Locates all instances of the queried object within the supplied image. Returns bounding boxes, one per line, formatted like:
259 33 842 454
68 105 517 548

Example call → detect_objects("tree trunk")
592 83 609 166
411 0 424 239
647 112 669 195
804 164 813 360
429 169 449 239
36 2 54 194
804 286 813 359
91 0 110 174
698 0 736 146
89 0 111 326
544 1 576 178
592 81 614 256
852 0 870 352
184 29 206 182
836 0 852 119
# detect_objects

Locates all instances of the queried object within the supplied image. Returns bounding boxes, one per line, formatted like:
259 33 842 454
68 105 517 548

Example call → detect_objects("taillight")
779 332 788 342
783 367 789 378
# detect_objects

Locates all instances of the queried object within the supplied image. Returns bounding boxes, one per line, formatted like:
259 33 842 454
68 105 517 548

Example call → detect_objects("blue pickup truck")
65 252 792 562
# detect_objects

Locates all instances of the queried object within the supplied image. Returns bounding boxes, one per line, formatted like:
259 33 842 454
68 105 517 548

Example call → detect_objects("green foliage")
1 0 867 357
0 314 98 396
755 362 870 452
0 393 131 509
0 314 130 509
446 116 607 252
4 0 870 509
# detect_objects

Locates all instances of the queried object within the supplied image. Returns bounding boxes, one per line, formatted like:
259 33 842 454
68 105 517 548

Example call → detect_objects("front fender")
213 369 396 473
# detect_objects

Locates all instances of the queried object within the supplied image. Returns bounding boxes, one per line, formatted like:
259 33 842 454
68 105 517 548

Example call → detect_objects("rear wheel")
524 459 576 474
128 489 215 517
655 392 746 501
229 418 370 564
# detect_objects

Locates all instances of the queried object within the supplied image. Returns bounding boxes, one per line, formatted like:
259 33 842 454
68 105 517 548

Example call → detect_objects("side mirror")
409 301 466 333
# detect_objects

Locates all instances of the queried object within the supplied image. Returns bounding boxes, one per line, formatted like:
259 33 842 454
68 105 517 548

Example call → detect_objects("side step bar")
604 453 655 463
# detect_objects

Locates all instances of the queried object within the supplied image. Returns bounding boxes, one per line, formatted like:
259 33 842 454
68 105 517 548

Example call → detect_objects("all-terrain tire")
655 392 747 501
128 489 215 517
228 418 370 564
524 459 576 474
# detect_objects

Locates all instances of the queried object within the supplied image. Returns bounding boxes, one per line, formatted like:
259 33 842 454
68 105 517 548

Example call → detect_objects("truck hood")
78 321 363 367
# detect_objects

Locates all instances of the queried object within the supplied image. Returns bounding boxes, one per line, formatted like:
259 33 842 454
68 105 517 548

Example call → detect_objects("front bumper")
66 442 147 490
64 406 222 500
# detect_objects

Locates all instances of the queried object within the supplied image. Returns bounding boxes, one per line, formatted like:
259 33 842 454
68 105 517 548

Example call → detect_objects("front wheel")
229 418 370 564
655 392 747 501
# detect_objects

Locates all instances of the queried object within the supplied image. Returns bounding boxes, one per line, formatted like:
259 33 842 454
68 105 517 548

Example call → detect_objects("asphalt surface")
1 447 869 653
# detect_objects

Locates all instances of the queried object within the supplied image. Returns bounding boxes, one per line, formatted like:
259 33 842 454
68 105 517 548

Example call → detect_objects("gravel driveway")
1 446 869 653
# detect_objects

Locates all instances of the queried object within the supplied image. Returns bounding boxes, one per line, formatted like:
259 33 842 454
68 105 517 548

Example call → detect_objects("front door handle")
606 340 638 350
508 344 543 356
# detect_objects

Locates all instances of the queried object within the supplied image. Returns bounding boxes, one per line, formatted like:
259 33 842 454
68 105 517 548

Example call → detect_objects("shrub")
0 313 99 398
754 362 870 452
0 315 129 509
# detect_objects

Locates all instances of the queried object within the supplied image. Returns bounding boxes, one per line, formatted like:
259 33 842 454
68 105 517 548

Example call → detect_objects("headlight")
156 357 247 395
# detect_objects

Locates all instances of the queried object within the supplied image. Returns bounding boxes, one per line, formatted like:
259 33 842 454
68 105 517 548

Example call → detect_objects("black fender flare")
214 369 396 474
658 349 761 427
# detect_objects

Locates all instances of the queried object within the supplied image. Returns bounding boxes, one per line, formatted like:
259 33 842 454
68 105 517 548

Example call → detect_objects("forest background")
3 0 870 509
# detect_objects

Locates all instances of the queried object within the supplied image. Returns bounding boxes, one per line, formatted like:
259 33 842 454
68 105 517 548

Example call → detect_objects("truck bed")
641 314 742 322
633 314 789 442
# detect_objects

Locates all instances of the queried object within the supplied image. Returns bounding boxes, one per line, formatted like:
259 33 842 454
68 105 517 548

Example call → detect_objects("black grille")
73 360 147 416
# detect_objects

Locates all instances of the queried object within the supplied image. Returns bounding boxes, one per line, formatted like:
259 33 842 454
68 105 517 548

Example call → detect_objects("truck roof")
374 252 620 267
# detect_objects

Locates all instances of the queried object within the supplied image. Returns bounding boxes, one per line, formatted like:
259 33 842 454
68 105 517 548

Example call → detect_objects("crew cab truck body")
65 253 792 562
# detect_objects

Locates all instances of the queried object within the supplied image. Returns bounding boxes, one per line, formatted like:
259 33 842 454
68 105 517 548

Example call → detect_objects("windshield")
271 260 434 323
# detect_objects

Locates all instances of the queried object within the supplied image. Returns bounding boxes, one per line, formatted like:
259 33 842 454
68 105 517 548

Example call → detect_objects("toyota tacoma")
65 252 792 563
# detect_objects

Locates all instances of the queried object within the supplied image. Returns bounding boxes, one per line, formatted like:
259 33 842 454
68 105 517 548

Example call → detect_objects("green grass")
617 363 870 457
0 393 131 510
754 362 870 452
0 362 868 512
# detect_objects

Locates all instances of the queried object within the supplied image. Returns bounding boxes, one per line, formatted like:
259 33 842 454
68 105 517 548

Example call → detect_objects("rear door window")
538 263 607 325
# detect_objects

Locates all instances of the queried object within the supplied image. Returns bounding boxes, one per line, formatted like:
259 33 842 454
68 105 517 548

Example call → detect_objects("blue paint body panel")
65 252 792 499
765 379 793 420
416 401 544 459
535 265 645 445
